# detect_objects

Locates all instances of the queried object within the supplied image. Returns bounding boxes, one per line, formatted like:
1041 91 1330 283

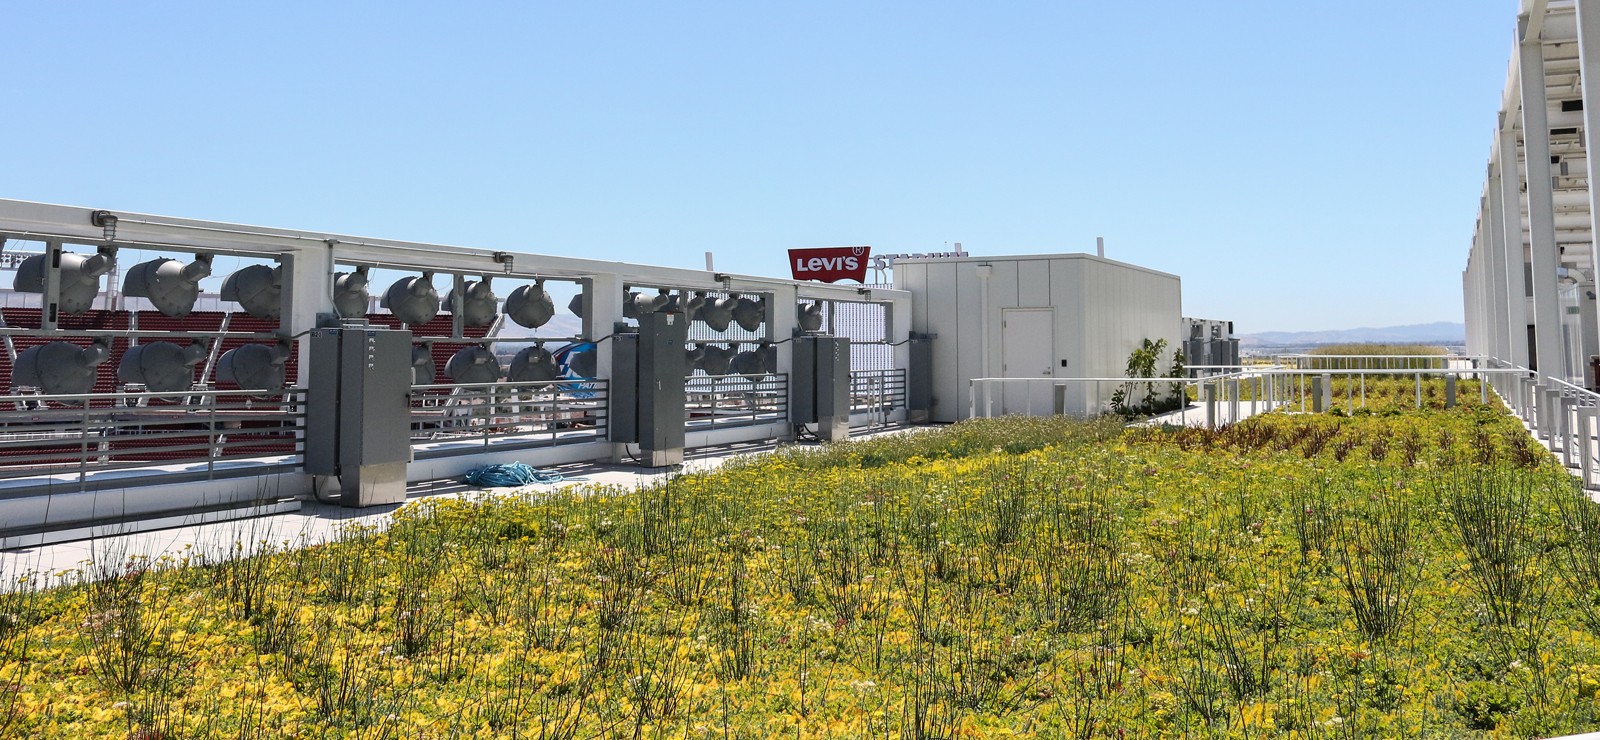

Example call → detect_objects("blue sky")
4 1 1508 332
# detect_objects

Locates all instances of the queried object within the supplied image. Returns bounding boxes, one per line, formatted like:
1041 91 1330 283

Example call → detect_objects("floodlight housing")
220 264 283 319
333 266 371 318
797 301 823 333
697 295 737 332
697 343 735 375
216 342 290 392
732 295 766 332
118 340 206 393
13 339 112 395
14 251 112 315
632 289 669 316
444 345 501 384
730 341 776 379
383 272 441 326
509 346 560 382
445 276 499 327
504 280 556 329
121 255 213 317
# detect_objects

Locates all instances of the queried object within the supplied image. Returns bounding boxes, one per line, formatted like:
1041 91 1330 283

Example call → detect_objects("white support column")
767 281 799 440
1474 239 1492 360
1487 169 1513 364
1499 127 1532 368
1473 235 1489 357
281 244 335 388
1521 18 1567 382
584 272 627 461
1578 0 1600 359
586 272 624 381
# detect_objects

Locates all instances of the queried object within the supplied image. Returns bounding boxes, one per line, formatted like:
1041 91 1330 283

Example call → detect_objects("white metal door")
1001 308 1055 415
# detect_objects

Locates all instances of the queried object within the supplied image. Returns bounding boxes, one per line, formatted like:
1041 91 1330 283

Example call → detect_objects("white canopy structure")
1465 0 1600 386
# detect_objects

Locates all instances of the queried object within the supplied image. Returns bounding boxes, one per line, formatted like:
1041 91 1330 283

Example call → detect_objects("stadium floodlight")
568 293 586 319
504 279 556 329
333 266 371 318
118 340 206 393
445 276 499 328
685 343 705 368
382 271 441 326
121 255 213 317
797 300 823 333
411 344 436 385
632 288 673 316
509 345 560 382
14 251 113 315
14 339 112 396
730 341 776 379
697 295 737 332
220 264 283 319
216 342 290 392
445 344 501 384
732 295 765 332
697 343 735 375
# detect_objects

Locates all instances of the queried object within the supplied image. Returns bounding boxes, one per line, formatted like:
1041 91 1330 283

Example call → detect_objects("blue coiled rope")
464 462 565 488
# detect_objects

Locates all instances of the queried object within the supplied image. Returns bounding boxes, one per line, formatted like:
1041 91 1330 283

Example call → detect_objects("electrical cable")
310 475 341 504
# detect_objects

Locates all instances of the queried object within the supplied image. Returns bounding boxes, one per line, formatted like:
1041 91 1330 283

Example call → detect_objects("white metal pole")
1486 171 1513 365
1520 17 1566 383
1499 125 1531 369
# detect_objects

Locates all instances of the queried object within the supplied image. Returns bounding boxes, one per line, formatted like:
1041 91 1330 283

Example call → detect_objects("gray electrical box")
792 335 850 441
306 326 414 506
609 312 688 466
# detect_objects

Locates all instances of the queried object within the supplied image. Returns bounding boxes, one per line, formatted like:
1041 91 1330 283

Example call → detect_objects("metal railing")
1267 366 1506 414
1474 359 1600 489
410 379 608 456
970 356 1600 488
1275 353 1485 371
0 387 306 485
849 369 906 426
970 359 1525 430
970 371 1277 427
685 373 789 430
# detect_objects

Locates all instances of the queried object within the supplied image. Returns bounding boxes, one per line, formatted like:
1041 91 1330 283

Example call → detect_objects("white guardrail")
971 356 1600 490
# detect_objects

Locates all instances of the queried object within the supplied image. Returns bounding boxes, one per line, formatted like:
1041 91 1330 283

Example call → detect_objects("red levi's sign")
788 246 870 283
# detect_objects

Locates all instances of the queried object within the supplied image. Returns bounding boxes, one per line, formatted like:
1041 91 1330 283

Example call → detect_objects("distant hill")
495 313 585 340
1239 322 1464 349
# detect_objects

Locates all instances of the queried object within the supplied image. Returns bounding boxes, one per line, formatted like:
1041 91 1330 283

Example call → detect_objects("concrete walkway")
0 431 913 587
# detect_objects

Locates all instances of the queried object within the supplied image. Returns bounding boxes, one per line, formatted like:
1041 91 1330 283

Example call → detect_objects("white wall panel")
1018 259 1051 307
895 253 1182 421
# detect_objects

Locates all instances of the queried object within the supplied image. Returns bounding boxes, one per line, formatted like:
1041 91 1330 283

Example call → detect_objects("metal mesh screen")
817 294 893 372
